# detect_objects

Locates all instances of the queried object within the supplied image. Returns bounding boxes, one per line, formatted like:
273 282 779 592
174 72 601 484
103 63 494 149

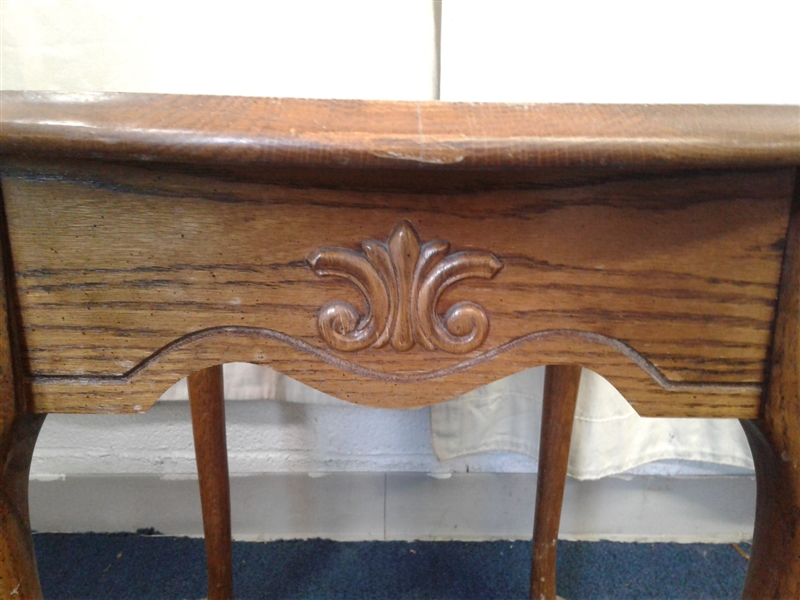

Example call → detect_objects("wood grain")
741 169 800 598
0 93 798 600
1 93 798 174
0 167 791 417
189 365 233 600
0 190 43 599
530 364 582 600
0 414 44 600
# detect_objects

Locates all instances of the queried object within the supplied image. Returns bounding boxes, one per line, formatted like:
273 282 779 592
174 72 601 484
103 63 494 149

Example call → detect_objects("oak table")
0 92 798 599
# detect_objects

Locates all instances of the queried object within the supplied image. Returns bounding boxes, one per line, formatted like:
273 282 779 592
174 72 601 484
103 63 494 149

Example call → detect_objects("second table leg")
189 364 233 600
530 364 582 600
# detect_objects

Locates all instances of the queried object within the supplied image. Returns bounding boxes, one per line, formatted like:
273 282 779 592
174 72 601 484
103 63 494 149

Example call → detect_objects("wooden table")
0 92 798 599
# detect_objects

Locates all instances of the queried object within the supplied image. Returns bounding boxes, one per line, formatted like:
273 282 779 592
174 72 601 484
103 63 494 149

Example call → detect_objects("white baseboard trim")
30 472 755 543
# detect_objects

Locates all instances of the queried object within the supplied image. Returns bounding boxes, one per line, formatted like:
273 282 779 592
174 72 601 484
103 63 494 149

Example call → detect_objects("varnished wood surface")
1 92 798 171
189 365 233 600
0 167 790 417
308 220 503 354
741 173 800 598
0 193 43 599
530 365 582 600
0 414 44 599
0 94 798 599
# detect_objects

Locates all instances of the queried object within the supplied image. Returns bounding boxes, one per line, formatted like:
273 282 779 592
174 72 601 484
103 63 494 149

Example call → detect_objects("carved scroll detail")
307 220 503 354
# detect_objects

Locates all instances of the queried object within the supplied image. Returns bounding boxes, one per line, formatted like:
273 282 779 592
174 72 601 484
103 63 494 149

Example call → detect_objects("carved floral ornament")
307 220 503 354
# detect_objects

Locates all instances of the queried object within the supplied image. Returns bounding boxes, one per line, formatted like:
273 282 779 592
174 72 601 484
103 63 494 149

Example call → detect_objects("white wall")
1 0 439 99
440 0 800 104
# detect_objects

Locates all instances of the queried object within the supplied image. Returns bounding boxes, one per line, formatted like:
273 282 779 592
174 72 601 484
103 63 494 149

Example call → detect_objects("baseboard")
29 472 755 543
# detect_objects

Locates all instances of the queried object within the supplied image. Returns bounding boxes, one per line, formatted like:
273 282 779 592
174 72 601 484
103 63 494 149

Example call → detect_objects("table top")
2 91 798 175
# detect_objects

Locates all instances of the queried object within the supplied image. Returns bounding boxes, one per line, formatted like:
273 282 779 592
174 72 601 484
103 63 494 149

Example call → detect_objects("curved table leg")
189 365 233 600
530 364 581 600
741 420 800 599
1 189 46 598
1 413 46 599
740 179 799 599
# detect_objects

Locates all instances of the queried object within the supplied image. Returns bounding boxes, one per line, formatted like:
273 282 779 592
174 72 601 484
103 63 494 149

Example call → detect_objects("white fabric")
431 368 754 480
2 0 775 479
160 363 348 406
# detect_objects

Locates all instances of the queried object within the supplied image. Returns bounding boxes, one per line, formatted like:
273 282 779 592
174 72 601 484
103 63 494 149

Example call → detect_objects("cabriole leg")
741 420 800 599
740 178 799 599
1 188 45 598
1 413 46 599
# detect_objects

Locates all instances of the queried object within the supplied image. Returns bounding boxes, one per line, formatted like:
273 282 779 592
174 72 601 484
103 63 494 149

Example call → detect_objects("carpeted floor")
34 533 750 599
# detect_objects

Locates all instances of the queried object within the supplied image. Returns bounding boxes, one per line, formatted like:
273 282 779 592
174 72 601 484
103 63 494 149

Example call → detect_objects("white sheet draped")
161 363 755 480
430 368 754 480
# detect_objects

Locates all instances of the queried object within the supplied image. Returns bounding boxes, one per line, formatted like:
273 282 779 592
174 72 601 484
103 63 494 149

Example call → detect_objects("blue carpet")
34 533 750 599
